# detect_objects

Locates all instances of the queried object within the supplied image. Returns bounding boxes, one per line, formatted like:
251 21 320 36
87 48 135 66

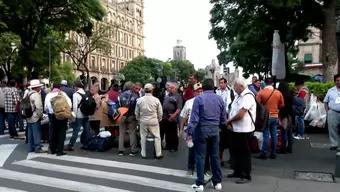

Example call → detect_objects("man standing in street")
0 82 6 135
60 80 74 100
256 78 284 160
161 82 182 152
187 79 225 191
324 74 340 150
135 83 163 159
183 74 198 102
216 77 234 166
5 80 20 138
26 79 45 153
118 82 140 156
227 78 256 184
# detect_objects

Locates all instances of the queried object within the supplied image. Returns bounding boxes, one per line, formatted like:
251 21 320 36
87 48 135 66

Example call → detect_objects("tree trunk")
322 0 338 82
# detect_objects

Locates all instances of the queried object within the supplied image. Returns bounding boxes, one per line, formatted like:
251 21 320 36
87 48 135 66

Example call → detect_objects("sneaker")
35 149 47 153
118 151 125 156
129 152 138 156
214 183 222 191
155 155 164 160
330 146 338 151
269 154 277 159
186 170 194 176
235 178 251 184
293 135 302 140
64 146 74 151
191 184 204 192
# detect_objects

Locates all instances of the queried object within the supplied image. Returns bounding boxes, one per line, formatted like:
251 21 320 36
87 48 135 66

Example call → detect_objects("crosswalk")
0 154 196 192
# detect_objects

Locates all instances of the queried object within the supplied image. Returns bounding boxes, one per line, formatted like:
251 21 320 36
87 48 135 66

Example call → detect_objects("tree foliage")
209 0 323 77
50 62 76 85
0 0 105 78
0 32 20 80
169 60 196 81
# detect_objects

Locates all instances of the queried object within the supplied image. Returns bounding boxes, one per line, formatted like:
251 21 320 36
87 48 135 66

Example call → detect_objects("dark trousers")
89 120 101 135
188 147 210 172
7 113 18 136
229 132 252 180
160 120 178 150
50 115 67 154
0 109 5 135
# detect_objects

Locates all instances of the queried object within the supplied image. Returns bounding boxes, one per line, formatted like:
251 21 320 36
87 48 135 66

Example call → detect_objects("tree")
196 68 206 82
169 60 196 81
209 0 323 77
50 62 76 85
61 25 111 87
0 32 20 80
0 0 105 78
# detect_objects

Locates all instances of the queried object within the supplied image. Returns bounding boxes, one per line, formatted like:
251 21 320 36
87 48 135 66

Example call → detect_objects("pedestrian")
324 74 340 151
187 79 225 192
60 80 74 100
183 74 198 102
45 84 72 156
180 82 211 176
5 80 20 138
160 82 182 152
256 78 284 160
248 79 261 95
135 83 163 159
215 77 234 166
89 83 102 135
25 79 45 153
0 82 6 135
292 89 306 140
107 83 120 103
118 82 140 156
227 78 256 184
66 80 91 151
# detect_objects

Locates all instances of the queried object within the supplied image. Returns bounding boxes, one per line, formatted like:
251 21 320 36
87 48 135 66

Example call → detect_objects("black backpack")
245 90 274 131
77 92 97 116
20 92 35 118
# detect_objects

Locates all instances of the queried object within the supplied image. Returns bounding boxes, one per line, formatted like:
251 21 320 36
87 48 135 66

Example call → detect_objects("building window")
120 47 123 58
112 60 116 72
304 53 313 64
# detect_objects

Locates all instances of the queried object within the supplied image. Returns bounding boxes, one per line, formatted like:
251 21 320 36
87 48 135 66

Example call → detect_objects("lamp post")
47 37 52 82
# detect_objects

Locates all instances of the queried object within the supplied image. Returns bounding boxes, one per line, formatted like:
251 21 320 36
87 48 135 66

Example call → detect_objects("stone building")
204 59 221 87
61 0 145 90
173 40 186 61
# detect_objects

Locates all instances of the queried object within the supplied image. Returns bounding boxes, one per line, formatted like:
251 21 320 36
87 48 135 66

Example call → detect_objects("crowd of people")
0 73 340 192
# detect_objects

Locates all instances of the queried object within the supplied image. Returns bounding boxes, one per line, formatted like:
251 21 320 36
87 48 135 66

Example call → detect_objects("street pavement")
0 129 340 192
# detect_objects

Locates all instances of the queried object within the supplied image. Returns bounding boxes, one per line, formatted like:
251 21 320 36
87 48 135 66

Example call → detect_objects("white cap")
60 80 68 86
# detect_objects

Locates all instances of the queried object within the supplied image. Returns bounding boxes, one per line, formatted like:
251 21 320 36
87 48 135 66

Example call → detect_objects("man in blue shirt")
187 79 226 192
324 74 340 150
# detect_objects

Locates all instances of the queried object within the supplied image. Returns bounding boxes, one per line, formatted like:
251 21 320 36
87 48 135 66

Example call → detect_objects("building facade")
62 0 145 90
204 59 222 87
173 40 186 61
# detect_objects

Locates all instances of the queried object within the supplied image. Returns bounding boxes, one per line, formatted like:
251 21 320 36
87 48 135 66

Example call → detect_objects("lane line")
0 144 17 167
29 154 189 178
0 168 133 192
15 160 191 192
0 187 27 192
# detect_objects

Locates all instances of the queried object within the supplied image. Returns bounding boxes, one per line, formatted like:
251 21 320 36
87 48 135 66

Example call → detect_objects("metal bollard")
335 152 340 177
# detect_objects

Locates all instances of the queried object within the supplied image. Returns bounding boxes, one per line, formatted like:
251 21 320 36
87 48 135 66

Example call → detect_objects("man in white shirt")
66 80 90 151
44 84 72 156
227 78 256 184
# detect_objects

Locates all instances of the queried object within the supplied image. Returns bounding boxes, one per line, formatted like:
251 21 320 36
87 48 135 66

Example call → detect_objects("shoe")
191 184 204 192
255 154 267 160
269 154 277 159
214 183 222 191
293 135 302 140
186 170 194 176
235 178 251 184
220 161 225 167
118 151 125 156
156 155 164 160
227 173 241 178
330 146 338 151
129 152 138 156
169 149 177 152
56 152 67 156
64 146 74 151
35 149 47 153
204 171 211 178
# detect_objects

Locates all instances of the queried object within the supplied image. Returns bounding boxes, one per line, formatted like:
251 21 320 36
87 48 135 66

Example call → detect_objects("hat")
193 83 202 91
60 80 68 86
28 79 43 89
144 83 154 91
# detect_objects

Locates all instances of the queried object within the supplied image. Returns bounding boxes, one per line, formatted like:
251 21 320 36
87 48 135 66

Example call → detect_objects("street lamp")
47 37 52 82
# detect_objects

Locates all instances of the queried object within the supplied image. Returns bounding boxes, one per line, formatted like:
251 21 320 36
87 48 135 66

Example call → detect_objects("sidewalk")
219 133 339 192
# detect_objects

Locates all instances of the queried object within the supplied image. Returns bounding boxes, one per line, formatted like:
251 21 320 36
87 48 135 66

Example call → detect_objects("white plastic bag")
304 94 318 121
98 131 111 138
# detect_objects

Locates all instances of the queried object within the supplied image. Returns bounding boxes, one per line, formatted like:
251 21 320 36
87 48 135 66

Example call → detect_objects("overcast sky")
144 0 220 70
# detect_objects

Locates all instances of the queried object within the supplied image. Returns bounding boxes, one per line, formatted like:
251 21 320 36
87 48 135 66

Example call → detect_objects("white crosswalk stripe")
0 154 194 192
0 186 28 192
0 144 17 167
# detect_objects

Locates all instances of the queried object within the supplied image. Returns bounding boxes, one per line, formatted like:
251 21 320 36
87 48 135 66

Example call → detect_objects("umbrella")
271 30 286 80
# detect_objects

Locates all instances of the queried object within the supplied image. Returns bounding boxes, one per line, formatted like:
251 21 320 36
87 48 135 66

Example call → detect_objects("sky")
143 0 220 70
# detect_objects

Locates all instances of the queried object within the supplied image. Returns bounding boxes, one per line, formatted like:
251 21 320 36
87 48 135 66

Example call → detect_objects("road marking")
0 187 27 192
0 168 133 192
15 160 191 192
28 154 188 178
0 144 17 167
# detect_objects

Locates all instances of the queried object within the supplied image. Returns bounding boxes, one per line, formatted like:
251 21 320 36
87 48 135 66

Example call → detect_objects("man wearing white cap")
26 79 45 153
135 83 163 159
60 80 74 100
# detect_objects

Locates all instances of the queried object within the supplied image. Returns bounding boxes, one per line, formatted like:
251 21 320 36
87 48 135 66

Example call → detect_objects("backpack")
77 92 97 116
20 92 35 118
246 90 274 131
248 134 260 153
51 91 73 120
86 136 114 152
107 100 120 121
0 88 5 108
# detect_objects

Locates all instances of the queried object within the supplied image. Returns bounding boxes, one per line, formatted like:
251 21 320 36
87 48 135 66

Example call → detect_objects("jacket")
135 93 163 125
26 91 43 123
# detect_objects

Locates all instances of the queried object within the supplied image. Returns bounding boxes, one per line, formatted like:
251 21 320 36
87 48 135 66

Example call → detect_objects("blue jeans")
68 117 90 147
281 127 293 152
261 118 279 156
27 122 42 152
194 133 221 186
0 110 5 135
295 116 305 137
7 113 18 136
